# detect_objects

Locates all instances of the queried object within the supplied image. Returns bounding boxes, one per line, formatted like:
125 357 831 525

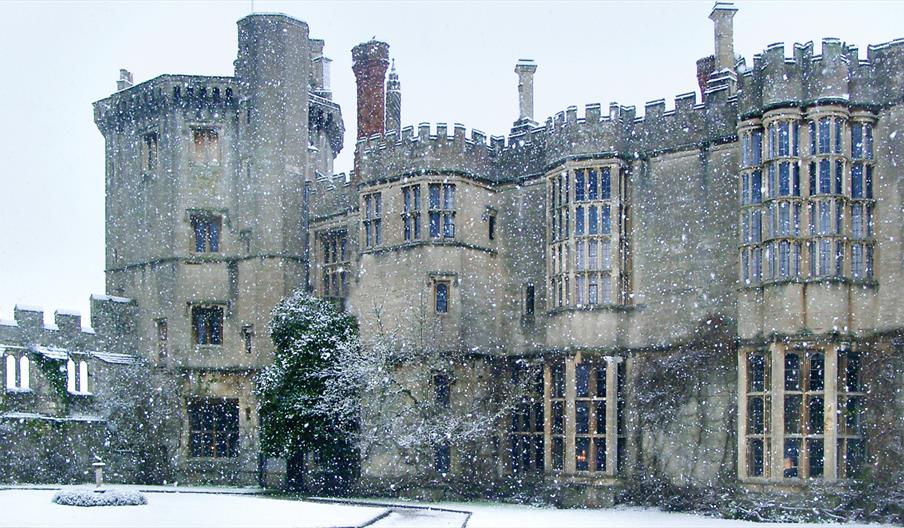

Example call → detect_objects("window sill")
194 344 224 352
741 277 878 290
547 304 635 315
5 388 33 395
67 391 94 397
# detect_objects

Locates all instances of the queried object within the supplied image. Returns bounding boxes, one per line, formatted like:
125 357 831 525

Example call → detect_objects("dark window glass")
594 438 607 472
575 364 589 397
808 439 824 479
192 306 223 345
588 169 598 200
808 396 824 434
435 282 449 313
553 364 565 398
866 166 873 199
188 398 239 458
575 401 589 434
524 285 535 316
751 170 762 203
845 351 861 392
784 395 802 433
575 169 585 202
601 167 611 199
819 118 830 154
488 215 495 240
601 205 611 235
748 396 765 434
575 437 590 471
749 439 764 477
785 353 801 391
809 121 816 155
595 365 607 397
552 401 564 434
575 206 584 235
434 373 449 406
553 437 564 470
819 159 830 194
784 438 800 478
749 353 766 392
835 160 844 195
434 443 450 473
852 124 863 158
809 353 824 391
852 163 863 198
595 400 606 434
845 439 865 477
588 206 598 235
191 215 221 253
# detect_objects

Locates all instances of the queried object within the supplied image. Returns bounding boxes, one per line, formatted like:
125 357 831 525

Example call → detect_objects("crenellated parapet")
93 75 239 134
354 122 501 185
355 86 740 186
738 37 904 118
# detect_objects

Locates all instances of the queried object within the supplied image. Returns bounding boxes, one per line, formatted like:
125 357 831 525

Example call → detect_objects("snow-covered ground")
0 487 888 528
0 488 385 528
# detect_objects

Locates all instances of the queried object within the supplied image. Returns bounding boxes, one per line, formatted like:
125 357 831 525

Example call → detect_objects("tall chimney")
514 60 538 123
710 2 738 72
352 40 390 139
385 59 401 134
696 55 715 101
116 69 133 92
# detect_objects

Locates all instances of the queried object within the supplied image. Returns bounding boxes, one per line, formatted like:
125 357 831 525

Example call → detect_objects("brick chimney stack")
352 40 390 139
696 55 715 101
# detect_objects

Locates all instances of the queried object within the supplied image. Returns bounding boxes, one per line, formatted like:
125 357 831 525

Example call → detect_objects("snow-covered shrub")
52 488 147 507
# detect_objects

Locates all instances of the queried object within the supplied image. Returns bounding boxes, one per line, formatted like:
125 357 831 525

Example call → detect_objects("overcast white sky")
0 1 902 324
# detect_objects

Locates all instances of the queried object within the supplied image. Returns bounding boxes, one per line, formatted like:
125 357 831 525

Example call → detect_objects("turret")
352 40 390 139
385 59 401 134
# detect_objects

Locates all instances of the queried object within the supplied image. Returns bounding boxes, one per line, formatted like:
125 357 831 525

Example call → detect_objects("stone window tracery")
547 162 628 310
319 230 349 299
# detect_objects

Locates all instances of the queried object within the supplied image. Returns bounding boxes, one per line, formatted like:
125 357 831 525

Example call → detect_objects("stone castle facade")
4 2 904 505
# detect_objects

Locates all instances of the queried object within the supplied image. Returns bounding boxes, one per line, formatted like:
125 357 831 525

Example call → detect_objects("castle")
3 2 904 507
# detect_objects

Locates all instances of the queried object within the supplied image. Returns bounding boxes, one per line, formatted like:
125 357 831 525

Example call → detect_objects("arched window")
67 359 76 393
78 360 89 393
5 354 15 389
18 356 29 390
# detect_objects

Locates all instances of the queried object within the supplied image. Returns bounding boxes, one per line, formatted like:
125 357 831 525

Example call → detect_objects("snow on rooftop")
90 294 132 303
55 309 81 317
14 304 43 312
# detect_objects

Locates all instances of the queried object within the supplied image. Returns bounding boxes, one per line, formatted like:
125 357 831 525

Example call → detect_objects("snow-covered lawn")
0 487 888 528
0 488 385 528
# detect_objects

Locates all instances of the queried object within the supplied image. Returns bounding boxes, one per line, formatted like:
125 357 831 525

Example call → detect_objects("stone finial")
385 59 401 134
514 59 538 123
116 69 133 92
709 2 738 72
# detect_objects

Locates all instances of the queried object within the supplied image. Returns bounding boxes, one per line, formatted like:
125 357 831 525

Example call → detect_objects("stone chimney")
310 39 333 99
696 55 715 101
116 69 133 92
385 59 401 134
710 2 738 72
514 59 538 123
352 40 390 139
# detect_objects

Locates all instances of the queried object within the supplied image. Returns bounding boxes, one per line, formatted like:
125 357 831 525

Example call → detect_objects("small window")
191 214 222 253
363 192 382 247
524 284 535 316
488 213 496 241
242 325 254 354
402 185 422 242
188 398 239 458
428 183 455 239
5 353 29 391
192 127 219 165
434 373 450 407
156 319 168 359
141 132 158 172
434 443 451 473
435 281 449 314
192 306 224 345
66 358 89 394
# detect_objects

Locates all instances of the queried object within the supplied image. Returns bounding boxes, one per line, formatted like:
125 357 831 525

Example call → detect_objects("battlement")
738 37 904 118
354 122 502 185
94 74 239 133
3 296 135 338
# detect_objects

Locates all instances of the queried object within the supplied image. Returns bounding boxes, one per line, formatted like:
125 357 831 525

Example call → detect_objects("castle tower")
93 12 331 486
385 59 401 134
352 40 390 139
